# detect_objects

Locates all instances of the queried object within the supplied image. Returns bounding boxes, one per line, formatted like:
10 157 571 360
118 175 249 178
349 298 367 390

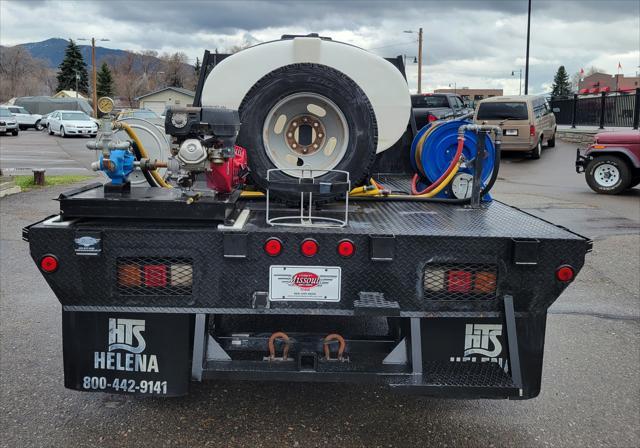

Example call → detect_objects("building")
135 87 195 115
53 90 87 100
433 88 503 103
578 72 640 94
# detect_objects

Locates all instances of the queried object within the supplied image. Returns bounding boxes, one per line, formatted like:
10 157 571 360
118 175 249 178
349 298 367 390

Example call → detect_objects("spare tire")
237 63 378 203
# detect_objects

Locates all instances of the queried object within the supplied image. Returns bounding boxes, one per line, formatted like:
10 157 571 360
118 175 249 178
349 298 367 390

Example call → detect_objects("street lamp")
78 37 110 117
403 28 423 93
449 82 457 94
512 69 523 95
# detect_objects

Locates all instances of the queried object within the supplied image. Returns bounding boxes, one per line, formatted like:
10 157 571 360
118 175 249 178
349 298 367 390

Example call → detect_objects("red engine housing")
205 145 248 193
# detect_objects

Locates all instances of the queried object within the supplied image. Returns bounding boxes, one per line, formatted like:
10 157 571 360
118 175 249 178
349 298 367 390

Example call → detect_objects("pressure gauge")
451 172 474 199
97 97 115 114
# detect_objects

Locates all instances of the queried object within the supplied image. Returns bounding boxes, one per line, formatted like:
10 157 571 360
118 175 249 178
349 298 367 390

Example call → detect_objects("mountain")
18 38 129 69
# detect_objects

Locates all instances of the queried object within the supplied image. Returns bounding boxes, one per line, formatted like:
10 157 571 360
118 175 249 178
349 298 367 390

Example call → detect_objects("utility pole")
524 0 531 95
417 28 423 94
74 71 79 98
91 38 97 117
78 37 110 117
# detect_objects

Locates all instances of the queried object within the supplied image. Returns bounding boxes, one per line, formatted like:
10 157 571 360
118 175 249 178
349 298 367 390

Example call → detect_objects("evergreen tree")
96 62 114 98
551 66 572 97
56 39 89 95
194 57 201 79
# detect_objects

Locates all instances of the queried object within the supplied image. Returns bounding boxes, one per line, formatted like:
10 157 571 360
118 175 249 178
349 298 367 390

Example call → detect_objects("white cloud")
1 0 638 96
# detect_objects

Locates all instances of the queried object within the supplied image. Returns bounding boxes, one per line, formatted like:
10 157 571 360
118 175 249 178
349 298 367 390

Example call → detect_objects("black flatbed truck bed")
24 181 591 399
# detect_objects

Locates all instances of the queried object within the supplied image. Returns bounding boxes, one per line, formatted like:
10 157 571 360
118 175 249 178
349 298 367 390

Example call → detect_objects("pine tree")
551 66 572 97
56 39 89 95
96 62 114 98
194 57 201 79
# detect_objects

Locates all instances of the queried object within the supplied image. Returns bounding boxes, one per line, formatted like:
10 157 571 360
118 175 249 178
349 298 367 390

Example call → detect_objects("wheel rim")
262 92 349 178
594 163 620 187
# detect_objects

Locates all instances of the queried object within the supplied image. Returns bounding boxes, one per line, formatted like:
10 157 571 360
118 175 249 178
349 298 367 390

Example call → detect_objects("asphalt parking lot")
1 132 639 447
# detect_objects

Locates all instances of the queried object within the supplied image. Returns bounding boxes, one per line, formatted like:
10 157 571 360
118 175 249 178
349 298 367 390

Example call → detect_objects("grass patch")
14 174 93 191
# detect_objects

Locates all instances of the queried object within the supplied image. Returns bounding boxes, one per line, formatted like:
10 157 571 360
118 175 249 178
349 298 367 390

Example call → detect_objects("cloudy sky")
1 0 639 94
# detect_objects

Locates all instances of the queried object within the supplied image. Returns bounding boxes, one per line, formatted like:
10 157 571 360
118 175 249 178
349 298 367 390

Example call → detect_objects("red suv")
576 130 640 194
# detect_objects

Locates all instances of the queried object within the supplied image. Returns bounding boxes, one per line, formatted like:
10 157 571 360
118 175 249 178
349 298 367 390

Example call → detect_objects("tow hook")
323 334 347 361
266 331 291 361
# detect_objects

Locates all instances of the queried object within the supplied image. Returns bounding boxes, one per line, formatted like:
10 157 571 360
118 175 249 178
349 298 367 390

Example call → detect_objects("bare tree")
112 53 146 107
0 46 52 101
159 52 193 89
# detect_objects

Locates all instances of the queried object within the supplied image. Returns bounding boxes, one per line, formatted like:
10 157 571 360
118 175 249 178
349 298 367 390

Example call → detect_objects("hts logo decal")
464 323 502 357
95 318 159 373
450 323 508 372
108 318 146 354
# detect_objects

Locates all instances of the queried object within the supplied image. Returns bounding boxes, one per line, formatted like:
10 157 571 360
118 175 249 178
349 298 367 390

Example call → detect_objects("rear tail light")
40 255 59 273
447 270 472 293
423 264 497 299
116 258 193 294
473 271 497 293
337 240 355 258
118 264 141 287
144 265 167 287
556 265 575 282
529 124 536 137
428 114 437 123
264 238 283 257
301 239 319 257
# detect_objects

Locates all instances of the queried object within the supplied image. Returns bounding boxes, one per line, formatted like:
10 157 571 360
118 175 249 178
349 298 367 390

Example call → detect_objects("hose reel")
409 119 501 201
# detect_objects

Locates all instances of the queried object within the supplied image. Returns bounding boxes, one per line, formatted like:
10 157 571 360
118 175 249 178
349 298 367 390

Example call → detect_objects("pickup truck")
412 93 474 130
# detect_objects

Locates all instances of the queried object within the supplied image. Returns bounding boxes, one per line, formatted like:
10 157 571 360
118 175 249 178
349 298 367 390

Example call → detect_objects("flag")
580 68 584 75
618 62 622 70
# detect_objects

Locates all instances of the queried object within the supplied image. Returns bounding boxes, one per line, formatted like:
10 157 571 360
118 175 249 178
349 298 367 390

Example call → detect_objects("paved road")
1 139 638 448
0 129 97 176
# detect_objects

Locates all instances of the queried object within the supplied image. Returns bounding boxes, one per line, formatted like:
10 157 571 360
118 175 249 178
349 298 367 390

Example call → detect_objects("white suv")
0 107 19 135
5 105 43 130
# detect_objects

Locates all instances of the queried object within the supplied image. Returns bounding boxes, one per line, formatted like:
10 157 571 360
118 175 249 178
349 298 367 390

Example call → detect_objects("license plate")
0 127 6 132
505 129 518 136
269 266 341 302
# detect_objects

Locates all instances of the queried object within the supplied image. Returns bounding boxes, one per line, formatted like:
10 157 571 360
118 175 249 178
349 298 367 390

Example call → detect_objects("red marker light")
264 238 283 257
530 124 536 137
556 265 575 282
337 240 355 258
301 239 319 257
40 255 59 273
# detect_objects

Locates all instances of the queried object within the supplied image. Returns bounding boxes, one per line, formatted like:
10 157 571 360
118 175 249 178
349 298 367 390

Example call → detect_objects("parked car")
576 130 640 194
116 108 164 126
474 95 557 159
0 107 19 135
412 93 473 129
47 110 98 137
4 105 43 130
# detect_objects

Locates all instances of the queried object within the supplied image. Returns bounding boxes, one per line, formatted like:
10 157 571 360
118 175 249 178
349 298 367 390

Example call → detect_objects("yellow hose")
114 121 172 188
